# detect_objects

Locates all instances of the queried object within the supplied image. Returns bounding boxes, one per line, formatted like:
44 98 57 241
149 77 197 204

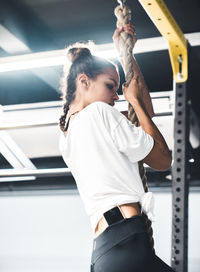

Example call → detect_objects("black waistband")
91 214 146 264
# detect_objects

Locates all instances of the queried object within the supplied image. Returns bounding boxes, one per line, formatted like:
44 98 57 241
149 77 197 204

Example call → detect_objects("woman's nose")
114 92 119 100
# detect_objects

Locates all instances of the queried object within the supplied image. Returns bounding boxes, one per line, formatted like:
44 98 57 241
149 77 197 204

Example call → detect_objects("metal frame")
136 1 190 271
171 54 190 271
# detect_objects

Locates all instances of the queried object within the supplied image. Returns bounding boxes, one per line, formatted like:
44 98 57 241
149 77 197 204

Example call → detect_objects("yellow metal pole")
138 0 188 83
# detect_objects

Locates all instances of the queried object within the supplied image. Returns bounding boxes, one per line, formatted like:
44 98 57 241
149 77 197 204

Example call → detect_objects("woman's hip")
90 210 175 272
91 214 151 266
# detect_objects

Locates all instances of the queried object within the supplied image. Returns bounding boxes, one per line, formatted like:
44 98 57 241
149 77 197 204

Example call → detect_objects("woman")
59 23 174 271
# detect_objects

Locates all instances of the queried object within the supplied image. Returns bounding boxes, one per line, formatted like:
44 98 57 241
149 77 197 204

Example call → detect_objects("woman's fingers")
123 23 136 32
113 23 136 39
123 76 140 92
121 23 137 45
112 27 123 40
124 30 137 43
122 76 143 102
112 22 137 51
123 24 136 37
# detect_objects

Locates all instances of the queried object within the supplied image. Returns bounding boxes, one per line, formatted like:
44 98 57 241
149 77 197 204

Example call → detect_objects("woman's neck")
69 101 88 114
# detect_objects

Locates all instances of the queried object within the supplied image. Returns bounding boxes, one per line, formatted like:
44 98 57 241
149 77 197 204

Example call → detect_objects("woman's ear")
77 73 90 89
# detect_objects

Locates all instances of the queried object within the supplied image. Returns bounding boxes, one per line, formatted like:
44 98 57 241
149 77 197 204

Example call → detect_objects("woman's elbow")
144 152 172 171
155 153 172 171
142 148 172 171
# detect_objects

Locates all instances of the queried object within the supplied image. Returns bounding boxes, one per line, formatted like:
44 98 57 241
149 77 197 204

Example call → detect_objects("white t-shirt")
59 101 155 234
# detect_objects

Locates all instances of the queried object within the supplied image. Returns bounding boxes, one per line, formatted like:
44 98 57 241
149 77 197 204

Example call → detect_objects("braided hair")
59 42 117 132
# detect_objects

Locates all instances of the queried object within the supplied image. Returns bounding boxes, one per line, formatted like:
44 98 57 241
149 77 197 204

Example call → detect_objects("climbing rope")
114 0 155 253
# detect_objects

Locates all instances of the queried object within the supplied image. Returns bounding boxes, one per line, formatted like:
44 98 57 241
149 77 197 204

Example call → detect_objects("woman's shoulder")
87 101 109 110
88 101 121 117
88 101 125 129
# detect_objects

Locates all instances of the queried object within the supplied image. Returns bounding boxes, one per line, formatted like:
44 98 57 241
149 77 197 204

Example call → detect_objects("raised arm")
113 23 171 171
112 23 154 119
123 75 172 171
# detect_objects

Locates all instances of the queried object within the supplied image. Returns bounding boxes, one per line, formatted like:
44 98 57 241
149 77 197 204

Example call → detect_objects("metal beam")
0 131 36 169
0 112 173 131
0 31 199 72
0 24 60 90
138 0 188 82
0 168 71 180
0 93 173 130
0 166 156 182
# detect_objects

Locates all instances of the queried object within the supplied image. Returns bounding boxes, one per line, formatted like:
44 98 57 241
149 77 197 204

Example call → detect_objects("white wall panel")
0 188 199 271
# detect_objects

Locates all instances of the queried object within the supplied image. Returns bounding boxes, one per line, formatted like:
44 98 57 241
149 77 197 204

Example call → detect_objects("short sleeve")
112 117 154 163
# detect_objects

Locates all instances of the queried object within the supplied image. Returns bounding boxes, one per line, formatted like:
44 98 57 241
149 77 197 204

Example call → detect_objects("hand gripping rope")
114 0 155 253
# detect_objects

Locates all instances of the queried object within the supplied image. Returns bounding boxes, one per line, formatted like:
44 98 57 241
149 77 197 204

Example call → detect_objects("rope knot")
114 5 131 27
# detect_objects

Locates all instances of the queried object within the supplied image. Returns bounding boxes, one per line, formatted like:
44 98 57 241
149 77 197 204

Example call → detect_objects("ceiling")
0 0 199 103
0 0 200 190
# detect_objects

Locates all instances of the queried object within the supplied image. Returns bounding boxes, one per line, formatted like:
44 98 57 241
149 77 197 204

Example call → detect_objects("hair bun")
67 45 92 63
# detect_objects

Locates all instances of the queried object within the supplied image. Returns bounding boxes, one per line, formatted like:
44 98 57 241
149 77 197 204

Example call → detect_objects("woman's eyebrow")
109 78 119 87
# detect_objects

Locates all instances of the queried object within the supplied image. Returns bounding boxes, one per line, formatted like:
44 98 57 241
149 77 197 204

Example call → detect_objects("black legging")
90 215 175 272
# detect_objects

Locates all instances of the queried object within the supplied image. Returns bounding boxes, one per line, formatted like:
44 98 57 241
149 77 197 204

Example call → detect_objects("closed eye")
106 83 114 91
